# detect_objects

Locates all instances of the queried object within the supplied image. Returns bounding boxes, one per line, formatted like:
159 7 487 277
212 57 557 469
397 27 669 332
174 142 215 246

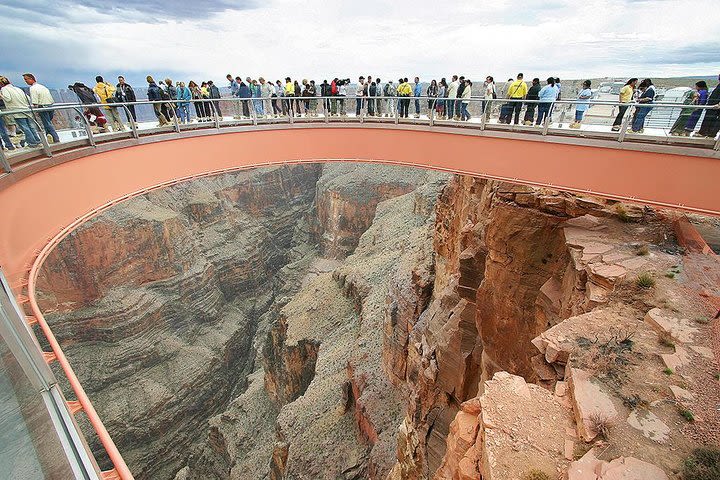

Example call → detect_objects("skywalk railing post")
618 105 634 143
29 114 53 158
74 107 96 147
395 98 399 125
714 134 720 151
171 102 181 133
542 102 554 136
208 100 220 129
429 100 435 127
480 99 489 131
123 105 138 139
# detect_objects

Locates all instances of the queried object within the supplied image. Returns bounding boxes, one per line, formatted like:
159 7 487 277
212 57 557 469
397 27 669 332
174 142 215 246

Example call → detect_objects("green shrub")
683 448 720 480
636 273 655 289
523 469 551 480
680 409 695 422
663 367 674 375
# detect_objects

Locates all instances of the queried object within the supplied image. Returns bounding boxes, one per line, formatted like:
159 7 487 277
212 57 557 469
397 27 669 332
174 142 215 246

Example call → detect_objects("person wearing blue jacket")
413 77 422 117
237 80 251 118
176 81 192 124
535 77 558 126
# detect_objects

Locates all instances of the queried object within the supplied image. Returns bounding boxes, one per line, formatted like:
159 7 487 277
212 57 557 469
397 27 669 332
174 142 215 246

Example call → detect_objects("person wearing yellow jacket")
397 78 412 118
93 75 125 131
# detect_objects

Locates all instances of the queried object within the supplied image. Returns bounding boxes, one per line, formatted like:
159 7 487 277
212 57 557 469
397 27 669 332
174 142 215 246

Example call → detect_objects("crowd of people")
1 71 719 152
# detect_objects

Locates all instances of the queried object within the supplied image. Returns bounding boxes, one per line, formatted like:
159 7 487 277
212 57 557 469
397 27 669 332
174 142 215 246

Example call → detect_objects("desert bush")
636 273 655 289
523 469 551 480
589 411 615 440
683 448 720 480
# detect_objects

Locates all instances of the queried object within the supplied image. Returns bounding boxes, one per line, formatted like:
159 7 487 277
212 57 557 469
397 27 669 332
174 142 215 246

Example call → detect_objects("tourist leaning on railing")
0 75 42 148
611 78 637 131
536 77 558 126
523 78 541 125
631 79 656 133
93 76 125 132
23 73 60 143
696 73 720 139
115 76 137 122
570 80 593 129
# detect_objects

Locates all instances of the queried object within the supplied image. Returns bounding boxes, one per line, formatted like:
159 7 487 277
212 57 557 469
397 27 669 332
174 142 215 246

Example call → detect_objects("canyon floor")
36 162 720 480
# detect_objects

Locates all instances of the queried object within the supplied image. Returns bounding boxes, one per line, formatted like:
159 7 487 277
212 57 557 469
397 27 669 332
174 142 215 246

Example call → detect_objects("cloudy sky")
1 0 718 89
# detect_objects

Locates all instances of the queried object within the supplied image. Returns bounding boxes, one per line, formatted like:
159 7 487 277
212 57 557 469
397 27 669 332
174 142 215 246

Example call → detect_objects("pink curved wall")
1 127 718 285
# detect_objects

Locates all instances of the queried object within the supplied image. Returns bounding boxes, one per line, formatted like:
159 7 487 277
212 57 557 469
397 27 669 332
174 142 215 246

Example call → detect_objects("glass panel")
0 332 75 479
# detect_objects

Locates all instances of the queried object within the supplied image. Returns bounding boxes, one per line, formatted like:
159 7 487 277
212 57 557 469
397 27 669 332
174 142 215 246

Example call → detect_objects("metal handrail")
2 95 719 173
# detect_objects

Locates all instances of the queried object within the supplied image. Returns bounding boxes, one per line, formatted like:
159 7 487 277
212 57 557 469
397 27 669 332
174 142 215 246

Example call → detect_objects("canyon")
35 162 719 479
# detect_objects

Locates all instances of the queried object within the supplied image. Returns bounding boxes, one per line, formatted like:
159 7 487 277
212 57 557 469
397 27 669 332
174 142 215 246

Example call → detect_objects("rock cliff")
35 162 719 480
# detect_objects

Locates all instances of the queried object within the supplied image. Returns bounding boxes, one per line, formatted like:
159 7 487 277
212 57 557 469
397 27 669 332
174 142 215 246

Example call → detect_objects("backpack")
384 83 394 96
158 87 170 101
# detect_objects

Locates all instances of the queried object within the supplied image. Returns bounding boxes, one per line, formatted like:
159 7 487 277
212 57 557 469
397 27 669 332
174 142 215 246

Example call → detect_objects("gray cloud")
0 0 255 24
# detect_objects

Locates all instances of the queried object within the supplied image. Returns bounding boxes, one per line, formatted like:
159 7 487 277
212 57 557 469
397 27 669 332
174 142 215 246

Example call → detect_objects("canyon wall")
37 162 445 480
34 160 714 480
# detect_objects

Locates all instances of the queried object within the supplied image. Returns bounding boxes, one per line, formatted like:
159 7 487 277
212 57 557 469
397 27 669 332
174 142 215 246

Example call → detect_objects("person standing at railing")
114 76 137 122
570 80 593 129
283 77 295 117
93 76 125 132
696 73 720 139
176 81 192 124
398 78 412 118
460 79 472 121
535 77 558 126
383 79 395 117
682 81 709 135
631 79 655 133
436 79 447 119
611 78 637 131
447 75 459 121
238 80 251 118
0 76 42 148
251 79 264 117
455 76 466 120
523 78 540 125
226 74 239 119
426 79 438 115
413 77 422 118
482 76 496 120
146 76 170 126
300 81 310 116
22 73 60 144
188 81 205 121
355 76 366 116
368 80 377 116
504 73 528 125
338 79 348 116
320 80 331 115
207 80 222 118
375 78 384 117
669 82 706 136
293 80 302 116
260 78 274 118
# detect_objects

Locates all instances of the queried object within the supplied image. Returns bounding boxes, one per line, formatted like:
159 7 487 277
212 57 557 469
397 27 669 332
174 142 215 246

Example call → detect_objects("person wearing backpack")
523 78 541 125
94 75 125 131
146 76 170 126
375 78 384 117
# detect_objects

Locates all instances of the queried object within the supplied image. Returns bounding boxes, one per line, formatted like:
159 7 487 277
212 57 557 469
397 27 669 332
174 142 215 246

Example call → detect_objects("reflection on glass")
0 335 74 479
